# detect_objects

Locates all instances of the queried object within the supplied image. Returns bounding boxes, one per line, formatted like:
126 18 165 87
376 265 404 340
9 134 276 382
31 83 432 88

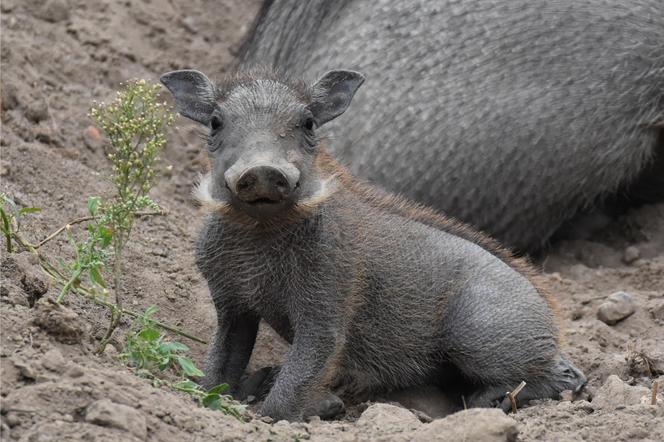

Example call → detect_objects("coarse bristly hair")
191 66 562 340
193 131 561 336
212 66 313 104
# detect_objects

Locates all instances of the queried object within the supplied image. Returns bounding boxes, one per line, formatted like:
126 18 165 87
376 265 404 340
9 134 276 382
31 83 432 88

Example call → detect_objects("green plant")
2 81 206 347
1 80 245 419
123 306 247 420
122 305 204 378
172 380 247 421
0 193 40 253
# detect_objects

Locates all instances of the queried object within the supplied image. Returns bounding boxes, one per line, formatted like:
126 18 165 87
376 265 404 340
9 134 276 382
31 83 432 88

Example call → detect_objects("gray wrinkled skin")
240 0 664 252
161 69 587 421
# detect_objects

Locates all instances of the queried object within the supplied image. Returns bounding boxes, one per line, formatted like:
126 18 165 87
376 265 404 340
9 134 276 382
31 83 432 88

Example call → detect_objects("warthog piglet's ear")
160 69 216 126
309 70 365 127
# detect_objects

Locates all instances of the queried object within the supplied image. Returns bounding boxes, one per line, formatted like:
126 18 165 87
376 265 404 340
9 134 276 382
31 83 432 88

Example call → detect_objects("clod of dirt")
28 0 70 23
32 298 85 344
40 348 66 373
1 252 50 306
32 125 59 145
1 82 20 111
0 159 10 176
356 403 422 435
592 375 650 410
622 246 640 264
85 399 148 440
649 299 664 322
415 409 519 442
25 100 49 123
597 291 636 325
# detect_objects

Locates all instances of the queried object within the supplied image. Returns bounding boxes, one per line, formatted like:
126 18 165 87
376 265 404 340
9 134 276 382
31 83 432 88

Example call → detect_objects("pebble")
559 389 574 401
648 299 664 322
31 0 70 23
25 101 49 123
622 246 640 265
82 125 104 151
32 126 57 145
0 160 10 176
41 348 66 373
1 83 19 111
597 291 636 325
4 412 20 427
180 16 198 34
66 364 85 378
13 359 36 380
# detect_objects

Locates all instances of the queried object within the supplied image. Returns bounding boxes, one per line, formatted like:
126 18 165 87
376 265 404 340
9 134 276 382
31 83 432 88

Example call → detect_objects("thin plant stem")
12 230 207 345
32 210 164 249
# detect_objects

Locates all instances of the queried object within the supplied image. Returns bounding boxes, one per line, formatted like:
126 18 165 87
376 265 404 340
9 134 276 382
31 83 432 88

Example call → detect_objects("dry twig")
506 381 527 413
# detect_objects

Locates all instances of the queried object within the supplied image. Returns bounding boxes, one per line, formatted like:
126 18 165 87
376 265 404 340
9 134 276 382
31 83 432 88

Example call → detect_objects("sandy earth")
1 1 663 441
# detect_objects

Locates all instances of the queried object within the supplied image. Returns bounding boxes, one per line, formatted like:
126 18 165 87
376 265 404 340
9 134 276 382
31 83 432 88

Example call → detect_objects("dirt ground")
1 1 663 441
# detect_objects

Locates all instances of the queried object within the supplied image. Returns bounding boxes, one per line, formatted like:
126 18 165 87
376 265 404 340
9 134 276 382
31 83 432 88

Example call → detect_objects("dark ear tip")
325 69 365 83
159 72 172 86
159 69 210 88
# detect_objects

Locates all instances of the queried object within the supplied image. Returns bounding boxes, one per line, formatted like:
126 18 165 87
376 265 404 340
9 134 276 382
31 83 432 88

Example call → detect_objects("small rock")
1 83 19 111
12 359 37 380
592 375 650 410
66 364 85 378
25 101 49 123
0 160 10 176
0 0 16 13
59 147 80 159
82 125 104 151
31 0 70 22
356 403 422 434
622 246 640 264
411 408 433 423
20 266 50 307
4 412 20 427
180 16 198 34
648 299 664 322
33 298 84 344
32 126 57 145
103 344 119 359
85 399 147 440
259 415 274 424
414 408 519 442
61 414 74 422
559 389 574 401
41 348 65 373
597 291 636 325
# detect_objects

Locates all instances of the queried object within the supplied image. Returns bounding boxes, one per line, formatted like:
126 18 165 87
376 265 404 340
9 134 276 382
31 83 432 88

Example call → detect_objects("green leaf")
207 383 229 396
202 394 221 410
172 379 200 394
138 328 160 342
144 305 158 318
89 266 106 288
98 226 113 247
18 207 41 215
176 356 204 377
87 196 101 216
3 196 17 214
0 208 11 235
159 341 189 353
